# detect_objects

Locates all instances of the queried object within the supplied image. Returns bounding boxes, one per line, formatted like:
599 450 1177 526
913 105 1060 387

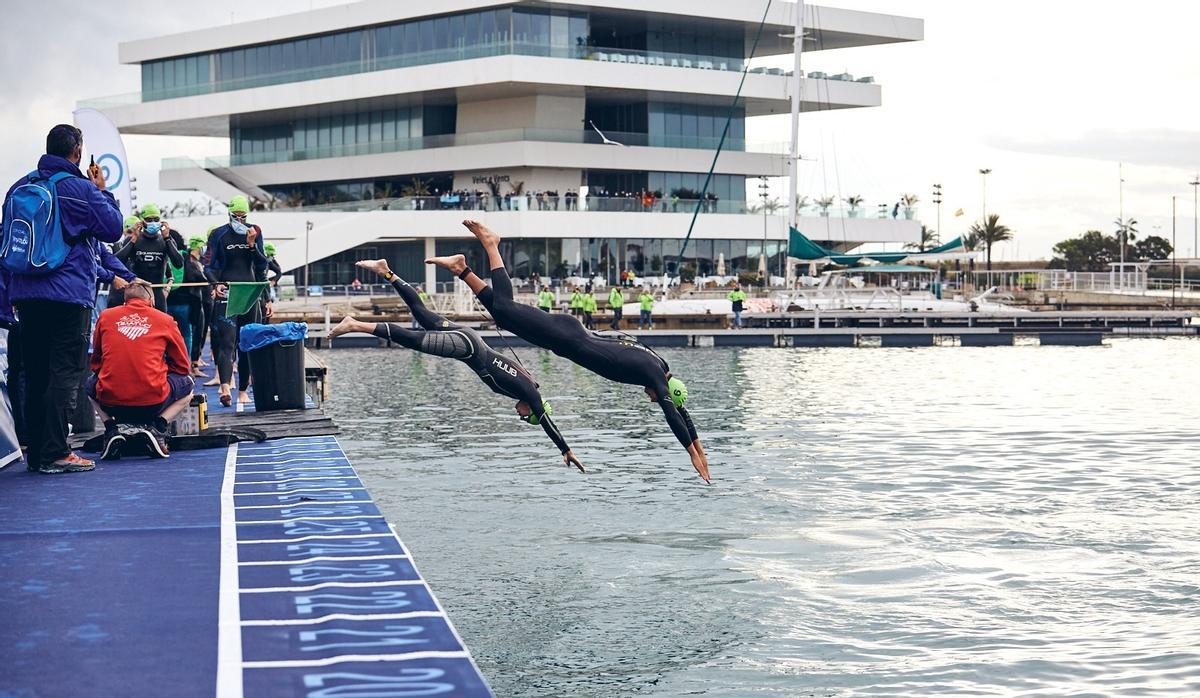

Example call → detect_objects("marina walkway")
0 386 492 696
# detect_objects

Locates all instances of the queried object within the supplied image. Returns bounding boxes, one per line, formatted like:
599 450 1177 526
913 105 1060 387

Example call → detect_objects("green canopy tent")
788 226 970 265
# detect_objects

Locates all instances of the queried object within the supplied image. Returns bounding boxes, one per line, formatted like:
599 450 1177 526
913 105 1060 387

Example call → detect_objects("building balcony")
81 48 880 137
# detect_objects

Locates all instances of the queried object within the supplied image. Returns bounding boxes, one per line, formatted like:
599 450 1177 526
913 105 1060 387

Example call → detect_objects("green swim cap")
188 236 206 251
123 215 140 231
138 203 160 219
265 243 276 256
667 377 688 408
228 195 250 214
523 400 552 425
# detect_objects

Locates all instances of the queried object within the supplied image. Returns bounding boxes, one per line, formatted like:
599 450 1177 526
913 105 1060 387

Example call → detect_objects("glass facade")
586 100 746 151
262 173 453 207
139 7 754 101
141 7 589 100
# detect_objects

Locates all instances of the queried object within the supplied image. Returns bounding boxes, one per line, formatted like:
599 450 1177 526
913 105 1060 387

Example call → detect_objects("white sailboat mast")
784 0 804 284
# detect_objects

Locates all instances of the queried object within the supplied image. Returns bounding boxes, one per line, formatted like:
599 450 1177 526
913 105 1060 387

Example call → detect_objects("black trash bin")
241 322 309 412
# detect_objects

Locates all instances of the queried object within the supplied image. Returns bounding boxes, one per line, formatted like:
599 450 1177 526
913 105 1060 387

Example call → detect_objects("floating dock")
0 381 493 697
313 308 1199 351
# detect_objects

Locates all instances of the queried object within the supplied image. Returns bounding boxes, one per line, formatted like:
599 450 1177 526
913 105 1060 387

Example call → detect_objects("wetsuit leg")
390 278 445 330
211 306 238 385
370 323 430 352
189 300 205 363
234 302 263 393
474 267 590 351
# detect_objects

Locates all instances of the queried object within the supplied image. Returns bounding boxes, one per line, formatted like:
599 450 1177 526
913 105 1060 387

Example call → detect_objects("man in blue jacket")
4 124 124 473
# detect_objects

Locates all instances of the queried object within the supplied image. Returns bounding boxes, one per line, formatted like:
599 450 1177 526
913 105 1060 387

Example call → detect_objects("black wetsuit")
375 276 571 455
204 224 269 390
472 266 698 448
111 232 183 311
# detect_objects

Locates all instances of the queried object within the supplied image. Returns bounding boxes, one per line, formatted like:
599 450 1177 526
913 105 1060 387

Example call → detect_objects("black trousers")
610 306 623 330
190 297 211 364
14 301 90 467
212 299 263 391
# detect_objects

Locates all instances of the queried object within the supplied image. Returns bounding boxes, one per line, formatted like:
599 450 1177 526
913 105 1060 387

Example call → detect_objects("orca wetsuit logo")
116 314 151 341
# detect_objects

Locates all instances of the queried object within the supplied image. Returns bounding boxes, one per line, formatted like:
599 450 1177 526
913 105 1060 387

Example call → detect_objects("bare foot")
355 259 391 277
425 254 467 275
203 376 220 387
328 316 363 339
461 220 500 247
237 391 252 405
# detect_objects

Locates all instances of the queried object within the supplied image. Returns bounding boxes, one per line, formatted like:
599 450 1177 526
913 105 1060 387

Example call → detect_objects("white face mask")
230 218 249 235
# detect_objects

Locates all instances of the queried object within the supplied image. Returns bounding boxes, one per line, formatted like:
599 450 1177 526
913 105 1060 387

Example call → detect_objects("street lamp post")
304 220 313 296
978 168 991 220
758 176 770 283
1190 174 1199 259
932 183 943 246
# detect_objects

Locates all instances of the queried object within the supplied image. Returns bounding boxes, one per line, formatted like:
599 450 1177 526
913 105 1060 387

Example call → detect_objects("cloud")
986 129 1200 171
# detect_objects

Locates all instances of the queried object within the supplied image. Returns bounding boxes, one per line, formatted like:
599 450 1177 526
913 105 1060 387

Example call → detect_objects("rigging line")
673 0 773 273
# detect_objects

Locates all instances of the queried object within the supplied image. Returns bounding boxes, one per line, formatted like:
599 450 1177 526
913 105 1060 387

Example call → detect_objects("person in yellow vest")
537 285 555 312
582 287 598 330
608 285 625 330
638 287 655 329
727 283 748 329
568 286 584 317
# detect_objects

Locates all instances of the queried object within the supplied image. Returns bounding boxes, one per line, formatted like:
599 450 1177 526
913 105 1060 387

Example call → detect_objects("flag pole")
784 0 804 290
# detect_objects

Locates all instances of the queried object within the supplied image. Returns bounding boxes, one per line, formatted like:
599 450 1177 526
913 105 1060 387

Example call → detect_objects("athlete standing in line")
204 196 271 407
427 220 710 483
327 258 585 472
111 204 183 311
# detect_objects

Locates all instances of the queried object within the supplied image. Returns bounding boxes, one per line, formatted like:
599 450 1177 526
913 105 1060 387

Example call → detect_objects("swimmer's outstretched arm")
650 387 711 483
539 413 585 473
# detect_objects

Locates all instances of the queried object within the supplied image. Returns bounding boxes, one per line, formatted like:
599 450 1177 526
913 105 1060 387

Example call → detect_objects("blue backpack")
1 170 77 275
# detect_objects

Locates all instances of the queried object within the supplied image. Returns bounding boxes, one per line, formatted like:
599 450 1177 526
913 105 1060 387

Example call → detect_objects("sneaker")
41 453 96 474
100 430 126 461
138 427 170 458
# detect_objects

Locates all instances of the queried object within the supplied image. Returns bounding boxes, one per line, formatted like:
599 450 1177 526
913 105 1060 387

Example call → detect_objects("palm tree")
795 194 810 213
968 213 1013 270
844 194 864 217
900 194 919 219
816 196 835 217
1114 216 1138 260
749 197 782 214
905 224 940 252
401 177 431 198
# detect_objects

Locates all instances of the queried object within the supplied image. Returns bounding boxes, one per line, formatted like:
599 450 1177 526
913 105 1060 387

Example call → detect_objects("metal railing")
161 128 786 171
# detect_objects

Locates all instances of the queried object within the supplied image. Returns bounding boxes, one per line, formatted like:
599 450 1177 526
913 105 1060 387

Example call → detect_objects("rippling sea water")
316 338 1200 697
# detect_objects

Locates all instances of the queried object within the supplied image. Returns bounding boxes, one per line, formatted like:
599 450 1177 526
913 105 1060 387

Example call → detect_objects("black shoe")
138 427 170 458
100 427 125 460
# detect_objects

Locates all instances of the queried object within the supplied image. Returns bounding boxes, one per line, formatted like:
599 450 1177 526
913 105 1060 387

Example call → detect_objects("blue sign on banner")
0 328 23 469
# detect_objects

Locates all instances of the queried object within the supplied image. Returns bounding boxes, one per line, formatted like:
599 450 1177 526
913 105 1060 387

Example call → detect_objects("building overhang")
116 1 921 65
99 55 879 137
160 142 786 193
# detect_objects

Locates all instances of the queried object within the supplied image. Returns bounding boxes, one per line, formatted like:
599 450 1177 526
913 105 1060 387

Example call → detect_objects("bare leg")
328 316 377 339
462 220 504 271
159 393 194 422
425 254 487 295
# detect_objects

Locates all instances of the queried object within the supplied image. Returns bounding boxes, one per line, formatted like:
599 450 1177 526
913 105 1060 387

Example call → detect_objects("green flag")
225 282 268 317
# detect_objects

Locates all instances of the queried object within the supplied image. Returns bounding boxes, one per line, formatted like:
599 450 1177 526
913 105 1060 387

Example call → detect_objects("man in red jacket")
87 282 195 459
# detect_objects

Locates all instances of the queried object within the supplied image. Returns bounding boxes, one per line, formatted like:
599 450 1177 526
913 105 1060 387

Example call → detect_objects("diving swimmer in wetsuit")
427 220 711 483
327 258 586 473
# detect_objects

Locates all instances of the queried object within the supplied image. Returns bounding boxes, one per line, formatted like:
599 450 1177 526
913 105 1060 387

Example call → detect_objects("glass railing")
162 128 787 171
80 41 790 108
154 195 899 220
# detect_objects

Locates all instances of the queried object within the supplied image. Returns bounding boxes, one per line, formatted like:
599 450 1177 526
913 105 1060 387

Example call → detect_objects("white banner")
73 108 132 216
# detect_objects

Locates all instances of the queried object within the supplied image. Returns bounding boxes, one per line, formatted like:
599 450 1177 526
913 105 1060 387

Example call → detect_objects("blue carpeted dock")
0 386 492 696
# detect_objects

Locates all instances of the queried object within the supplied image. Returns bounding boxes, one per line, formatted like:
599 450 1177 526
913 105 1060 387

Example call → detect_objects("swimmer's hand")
563 450 586 473
687 443 711 484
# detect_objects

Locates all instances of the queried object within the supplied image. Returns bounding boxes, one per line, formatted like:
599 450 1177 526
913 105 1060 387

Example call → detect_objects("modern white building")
82 0 923 290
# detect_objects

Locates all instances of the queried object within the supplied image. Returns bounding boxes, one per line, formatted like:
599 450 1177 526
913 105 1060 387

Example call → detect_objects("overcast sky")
3 0 1198 258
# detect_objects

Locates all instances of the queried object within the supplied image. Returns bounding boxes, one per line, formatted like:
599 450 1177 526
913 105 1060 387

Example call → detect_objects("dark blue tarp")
238 322 307 353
